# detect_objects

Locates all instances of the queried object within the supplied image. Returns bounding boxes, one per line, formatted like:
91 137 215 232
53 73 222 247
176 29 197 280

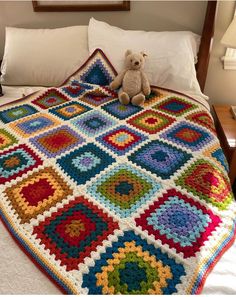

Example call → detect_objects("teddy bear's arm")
109 70 126 90
141 72 151 96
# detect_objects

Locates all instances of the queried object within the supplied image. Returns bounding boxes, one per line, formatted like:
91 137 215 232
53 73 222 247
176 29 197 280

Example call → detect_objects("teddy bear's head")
125 50 147 70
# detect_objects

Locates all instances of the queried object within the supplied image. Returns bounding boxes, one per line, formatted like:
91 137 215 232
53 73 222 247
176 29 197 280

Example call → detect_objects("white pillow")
1 26 89 87
88 18 207 100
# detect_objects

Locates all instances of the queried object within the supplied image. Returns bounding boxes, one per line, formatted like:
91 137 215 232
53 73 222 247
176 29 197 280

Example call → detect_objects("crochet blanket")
0 49 235 295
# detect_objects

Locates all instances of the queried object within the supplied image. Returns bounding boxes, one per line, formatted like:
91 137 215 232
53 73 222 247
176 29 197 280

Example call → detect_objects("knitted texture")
96 125 147 156
128 140 192 180
0 104 38 123
71 110 117 137
80 86 117 106
102 99 141 119
0 49 235 295
153 97 198 117
127 109 175 134
67 49 117 86
32 89 69 109
57 143 115 185
159 121 214 151
49 101 91 120
30 125 85 157
0 144 43 184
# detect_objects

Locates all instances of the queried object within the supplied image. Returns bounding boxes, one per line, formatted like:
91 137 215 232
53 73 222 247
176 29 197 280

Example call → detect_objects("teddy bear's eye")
131 59 133 63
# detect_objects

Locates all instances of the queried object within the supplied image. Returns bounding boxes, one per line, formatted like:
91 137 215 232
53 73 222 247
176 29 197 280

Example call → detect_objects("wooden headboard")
196 0 217 91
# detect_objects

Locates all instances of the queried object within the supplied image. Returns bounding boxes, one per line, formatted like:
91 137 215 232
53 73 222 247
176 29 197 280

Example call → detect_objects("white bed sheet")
0 85 46 107
0 85 235 294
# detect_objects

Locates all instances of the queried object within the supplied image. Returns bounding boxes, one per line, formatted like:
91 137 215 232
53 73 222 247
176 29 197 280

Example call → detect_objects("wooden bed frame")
0 1 217 92
196 0 217 91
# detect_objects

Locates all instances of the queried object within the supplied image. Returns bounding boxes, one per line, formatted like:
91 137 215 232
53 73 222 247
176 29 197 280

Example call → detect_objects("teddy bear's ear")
140 51 148 58
125 49 132 57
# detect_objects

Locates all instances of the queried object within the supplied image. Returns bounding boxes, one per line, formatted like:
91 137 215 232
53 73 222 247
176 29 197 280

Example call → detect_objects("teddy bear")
109 50 151 106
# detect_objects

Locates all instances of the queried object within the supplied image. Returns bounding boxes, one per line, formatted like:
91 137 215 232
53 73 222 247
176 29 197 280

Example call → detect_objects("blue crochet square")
82 230 186 295
17 116 55 134
102 100 141 119
57 143 115 185
80 59 113 86
0 104 38 123
212 148 229 172
71 110 117 137
128 140 192 180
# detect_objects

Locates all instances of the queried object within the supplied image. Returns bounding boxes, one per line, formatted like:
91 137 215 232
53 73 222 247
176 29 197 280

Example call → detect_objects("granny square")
61 81 93 98
31 89 69 109
4 167 73 223
0 144 42 184
211 148 229 172
127 110 175 134
135 189 222 258
153 97 197 117
30 125 85 158
160 121 214 151
9 114 61 138
96 125 147 155
71 110 117 137
176 159 233 210
0 104 38 123
72 49 117 86
129 140 192 180
49 101 91 120
204 144 229 173
80 86 117 107
87 164 162 218
102 100 141 119
0 129 18 150
82 230 186 294
186 111 216 134
57 143 115 185
33 196 119 271
143 88 166 107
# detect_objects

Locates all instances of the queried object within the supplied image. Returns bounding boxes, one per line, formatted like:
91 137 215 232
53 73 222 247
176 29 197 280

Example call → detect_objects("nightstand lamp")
221 16 236 48
221 16 236 119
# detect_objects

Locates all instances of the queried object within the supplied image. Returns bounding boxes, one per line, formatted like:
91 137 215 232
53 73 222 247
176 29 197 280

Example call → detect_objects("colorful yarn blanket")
0 49 235 294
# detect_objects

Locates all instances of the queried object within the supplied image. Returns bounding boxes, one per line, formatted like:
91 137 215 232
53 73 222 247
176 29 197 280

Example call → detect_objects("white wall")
0 0 207 57
205 1 236 105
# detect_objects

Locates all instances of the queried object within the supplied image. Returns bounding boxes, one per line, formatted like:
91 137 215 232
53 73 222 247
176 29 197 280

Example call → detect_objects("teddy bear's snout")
134 61 139 65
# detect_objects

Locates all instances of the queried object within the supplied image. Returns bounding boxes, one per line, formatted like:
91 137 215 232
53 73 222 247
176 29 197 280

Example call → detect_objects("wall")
0 1 207 57
205 1 236 105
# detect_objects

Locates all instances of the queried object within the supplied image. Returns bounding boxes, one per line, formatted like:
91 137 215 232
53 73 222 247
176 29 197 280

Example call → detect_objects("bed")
0 1 236 295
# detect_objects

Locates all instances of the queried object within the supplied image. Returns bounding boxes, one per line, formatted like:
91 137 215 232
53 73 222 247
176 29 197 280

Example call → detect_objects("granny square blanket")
0 49 236 295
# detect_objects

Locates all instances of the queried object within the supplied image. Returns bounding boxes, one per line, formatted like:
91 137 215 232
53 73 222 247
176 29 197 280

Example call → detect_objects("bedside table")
212 104 236 185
